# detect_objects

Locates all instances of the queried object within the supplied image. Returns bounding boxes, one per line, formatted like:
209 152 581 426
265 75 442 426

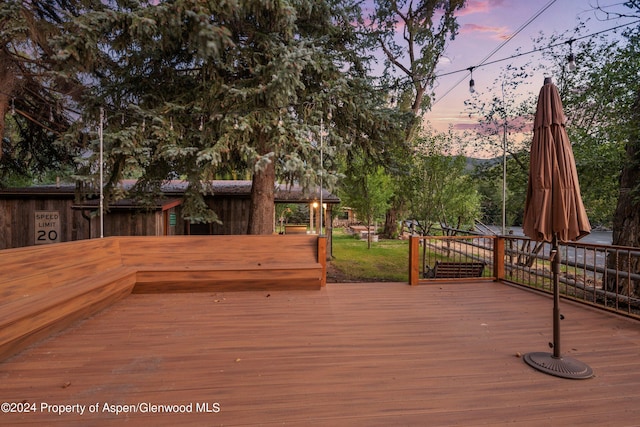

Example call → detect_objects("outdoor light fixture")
468 67 476 94
566 39 577 72
567 52 577 71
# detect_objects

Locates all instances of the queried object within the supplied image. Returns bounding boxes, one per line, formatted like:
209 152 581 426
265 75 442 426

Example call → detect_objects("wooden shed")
0 180 339 255
0 185 89 249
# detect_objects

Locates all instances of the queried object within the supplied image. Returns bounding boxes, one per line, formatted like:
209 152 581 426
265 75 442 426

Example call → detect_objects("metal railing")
409 234 640 320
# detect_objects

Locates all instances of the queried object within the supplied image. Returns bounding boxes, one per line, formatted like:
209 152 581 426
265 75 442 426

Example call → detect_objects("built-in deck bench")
425 261 486 279
0 235 326 362
121 235 325 293
0 239 137 361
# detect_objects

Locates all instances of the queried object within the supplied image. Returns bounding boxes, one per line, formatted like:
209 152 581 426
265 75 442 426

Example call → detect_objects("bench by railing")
409 234 640 320
428 261 486 279
409 235 499 285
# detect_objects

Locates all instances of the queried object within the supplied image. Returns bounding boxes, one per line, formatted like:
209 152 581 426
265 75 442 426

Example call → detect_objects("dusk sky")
387 0 638 138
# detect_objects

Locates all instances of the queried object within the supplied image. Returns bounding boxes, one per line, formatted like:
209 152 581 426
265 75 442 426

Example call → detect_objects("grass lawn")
329 229 409 282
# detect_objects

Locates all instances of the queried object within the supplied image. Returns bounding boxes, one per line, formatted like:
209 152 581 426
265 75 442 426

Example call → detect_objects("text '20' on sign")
34 211 61 244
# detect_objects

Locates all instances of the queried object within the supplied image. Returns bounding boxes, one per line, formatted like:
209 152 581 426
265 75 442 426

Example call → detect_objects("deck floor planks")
1 281 640 425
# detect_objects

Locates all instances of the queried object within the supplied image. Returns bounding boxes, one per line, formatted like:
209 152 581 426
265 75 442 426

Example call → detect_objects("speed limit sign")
34 211 61 245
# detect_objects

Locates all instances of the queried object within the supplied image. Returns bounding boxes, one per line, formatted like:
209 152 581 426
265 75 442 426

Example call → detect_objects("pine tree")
56 0 406 232
0 0 94 183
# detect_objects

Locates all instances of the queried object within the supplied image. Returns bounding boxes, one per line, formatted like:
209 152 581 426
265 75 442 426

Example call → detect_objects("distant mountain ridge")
464 156 501 172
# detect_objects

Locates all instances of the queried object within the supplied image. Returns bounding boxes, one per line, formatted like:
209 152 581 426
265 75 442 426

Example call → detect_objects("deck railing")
409 234 640 320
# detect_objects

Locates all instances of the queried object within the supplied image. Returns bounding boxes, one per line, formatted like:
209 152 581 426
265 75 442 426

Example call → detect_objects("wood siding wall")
88 206 184 238
210 197 250 235
0 196 90 250
1 194 330 252
0 196 253 249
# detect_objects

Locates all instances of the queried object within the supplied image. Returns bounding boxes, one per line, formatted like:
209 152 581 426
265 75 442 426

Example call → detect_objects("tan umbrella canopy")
523 79 591 243
523 78 591 242
522 78 593 379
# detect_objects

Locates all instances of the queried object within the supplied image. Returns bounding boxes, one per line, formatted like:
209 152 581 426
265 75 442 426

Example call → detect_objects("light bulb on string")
567 53 577 71
10 98 15 116
566 39 577 72
468 67 476 94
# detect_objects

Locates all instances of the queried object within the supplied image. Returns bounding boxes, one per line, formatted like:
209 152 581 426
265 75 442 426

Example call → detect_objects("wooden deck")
2 281 640 426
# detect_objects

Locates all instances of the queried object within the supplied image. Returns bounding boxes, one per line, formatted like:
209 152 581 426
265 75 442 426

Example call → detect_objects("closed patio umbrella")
522 77 593 379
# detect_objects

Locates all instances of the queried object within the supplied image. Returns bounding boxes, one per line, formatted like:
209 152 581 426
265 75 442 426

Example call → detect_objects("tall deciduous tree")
368 0 466 114
362 0 467 238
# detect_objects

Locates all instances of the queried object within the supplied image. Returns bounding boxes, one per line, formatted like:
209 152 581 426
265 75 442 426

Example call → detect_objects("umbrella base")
524 352 593 379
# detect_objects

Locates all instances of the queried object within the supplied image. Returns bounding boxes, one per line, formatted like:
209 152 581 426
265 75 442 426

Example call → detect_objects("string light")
432 19 639 106
468 67 476 94
566 39 577 71
10 98 15 116
567 52 577 71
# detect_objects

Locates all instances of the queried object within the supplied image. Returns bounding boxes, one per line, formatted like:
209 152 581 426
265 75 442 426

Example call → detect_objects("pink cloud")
460 23 511 40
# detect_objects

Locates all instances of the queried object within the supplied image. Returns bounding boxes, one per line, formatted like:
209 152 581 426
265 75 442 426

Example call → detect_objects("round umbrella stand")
524 352 593 380
523 240 593 380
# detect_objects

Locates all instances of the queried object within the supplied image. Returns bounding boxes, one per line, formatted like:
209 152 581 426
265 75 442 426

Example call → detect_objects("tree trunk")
0 50 17 160
382 206 399 239
606 89 640 297
0 97 6 159
382 195 404 239
247 155 276 235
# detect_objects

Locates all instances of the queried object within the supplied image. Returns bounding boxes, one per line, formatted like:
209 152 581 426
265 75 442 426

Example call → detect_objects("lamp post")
501 82 507 235
319 117 324 236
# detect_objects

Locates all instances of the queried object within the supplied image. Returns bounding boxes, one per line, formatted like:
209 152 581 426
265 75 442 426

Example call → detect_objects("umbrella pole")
523 235 594 379
552 236 561 358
